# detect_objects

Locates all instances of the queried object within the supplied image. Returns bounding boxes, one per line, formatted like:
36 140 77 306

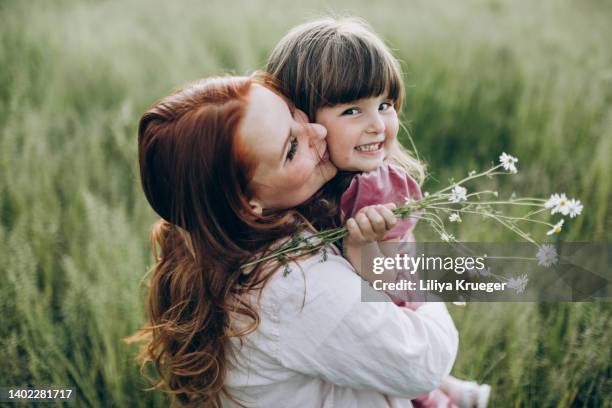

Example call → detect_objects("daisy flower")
566 198 583 218
448 185 467 203
544 193 562 209
499 152 518 174
507 274 528 294
545 193 570 215
441 232 455 242
547 219 565 235
449 213 462 223
536 244 558 267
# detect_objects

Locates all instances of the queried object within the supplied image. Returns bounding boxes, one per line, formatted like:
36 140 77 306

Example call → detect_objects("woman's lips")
321 148 330 162
317 143 330 164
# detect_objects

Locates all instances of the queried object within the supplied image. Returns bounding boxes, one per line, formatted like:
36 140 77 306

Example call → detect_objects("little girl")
267 17 491 408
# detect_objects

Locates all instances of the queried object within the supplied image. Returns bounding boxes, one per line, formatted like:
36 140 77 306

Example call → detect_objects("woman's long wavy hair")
127 73 306 407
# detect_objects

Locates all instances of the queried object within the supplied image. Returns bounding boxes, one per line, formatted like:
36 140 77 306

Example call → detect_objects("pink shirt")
340 163 422 241
338 166 451 407
340 163 424 308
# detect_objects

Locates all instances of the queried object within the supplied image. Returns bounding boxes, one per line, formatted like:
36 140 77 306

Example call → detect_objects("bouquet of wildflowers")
244 153 583 292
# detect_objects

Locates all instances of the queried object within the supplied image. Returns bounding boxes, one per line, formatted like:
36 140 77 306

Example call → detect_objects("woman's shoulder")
256 241 381 311
263 244 353 290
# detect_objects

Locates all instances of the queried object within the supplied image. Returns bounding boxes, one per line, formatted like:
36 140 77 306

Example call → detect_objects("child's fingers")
355 211 376 241
346 218 365 242
366 207 387 235
383 202 397 211
377 205 398 230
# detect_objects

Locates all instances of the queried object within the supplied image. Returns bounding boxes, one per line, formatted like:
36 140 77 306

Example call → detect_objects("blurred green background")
1 0 610 406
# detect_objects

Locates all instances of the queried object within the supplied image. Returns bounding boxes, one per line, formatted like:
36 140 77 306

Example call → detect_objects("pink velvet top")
340 162 423 309
340 162 422 241
339 165 453 406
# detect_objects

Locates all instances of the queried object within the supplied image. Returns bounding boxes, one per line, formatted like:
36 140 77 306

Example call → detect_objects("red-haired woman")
133 73 458 408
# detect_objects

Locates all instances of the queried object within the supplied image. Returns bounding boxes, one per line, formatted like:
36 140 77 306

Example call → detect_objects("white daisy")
499 152 518 174
507 274 528 294
449 213 462 223
545 193 570 215
544 193 562 209
557 197 571 215
536 244 558 267
440 232 455 242
423 191 430 197
546 219 565 235
448 185 467 203
566 198 583 218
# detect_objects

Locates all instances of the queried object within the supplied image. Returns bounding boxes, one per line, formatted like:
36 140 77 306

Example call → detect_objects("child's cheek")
326 132 351 168
384 118 400 154
329 143 352 170
387 117 399 140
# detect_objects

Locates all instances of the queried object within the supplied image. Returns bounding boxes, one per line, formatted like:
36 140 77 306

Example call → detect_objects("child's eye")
341 107 360 116
379 102 393 111
286 136 298 161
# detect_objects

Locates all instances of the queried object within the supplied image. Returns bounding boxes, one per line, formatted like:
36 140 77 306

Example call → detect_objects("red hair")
129 73 306 407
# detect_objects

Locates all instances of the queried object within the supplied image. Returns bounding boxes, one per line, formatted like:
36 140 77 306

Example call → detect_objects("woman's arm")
275 255 458 399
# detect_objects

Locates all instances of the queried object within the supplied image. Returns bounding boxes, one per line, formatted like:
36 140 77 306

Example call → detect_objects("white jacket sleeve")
275 253 459 399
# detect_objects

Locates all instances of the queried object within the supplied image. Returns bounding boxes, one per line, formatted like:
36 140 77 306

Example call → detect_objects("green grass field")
1 0 610 406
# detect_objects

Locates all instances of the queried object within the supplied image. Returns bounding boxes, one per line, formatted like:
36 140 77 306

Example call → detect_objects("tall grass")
0 0 610 406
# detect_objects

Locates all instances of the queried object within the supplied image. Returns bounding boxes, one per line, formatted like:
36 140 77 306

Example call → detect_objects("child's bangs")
319 36 403 107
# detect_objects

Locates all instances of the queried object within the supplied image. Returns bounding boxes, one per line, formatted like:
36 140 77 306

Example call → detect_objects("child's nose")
366 114 385 134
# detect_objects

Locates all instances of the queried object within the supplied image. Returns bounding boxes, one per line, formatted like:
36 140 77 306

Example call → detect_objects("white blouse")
223 247 458 408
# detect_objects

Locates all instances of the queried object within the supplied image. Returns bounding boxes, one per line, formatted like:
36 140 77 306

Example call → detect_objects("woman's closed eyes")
286 136 298 161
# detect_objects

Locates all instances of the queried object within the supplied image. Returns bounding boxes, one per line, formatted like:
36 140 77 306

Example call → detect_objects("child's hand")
345 203 397 244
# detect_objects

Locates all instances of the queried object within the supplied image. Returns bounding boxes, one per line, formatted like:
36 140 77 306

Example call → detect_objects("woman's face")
239 85 337 211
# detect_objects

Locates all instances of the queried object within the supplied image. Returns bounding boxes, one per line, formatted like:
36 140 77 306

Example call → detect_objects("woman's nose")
294 109 309 124
308 123 327 147
366 113 385 134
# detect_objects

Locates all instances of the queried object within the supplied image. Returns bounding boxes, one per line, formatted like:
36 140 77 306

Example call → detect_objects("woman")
134 72 458 407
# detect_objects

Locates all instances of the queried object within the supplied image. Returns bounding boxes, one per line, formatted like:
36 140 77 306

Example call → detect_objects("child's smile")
354 141 385 153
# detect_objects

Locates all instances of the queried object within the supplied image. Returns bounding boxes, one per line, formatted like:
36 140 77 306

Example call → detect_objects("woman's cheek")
290 160 314 185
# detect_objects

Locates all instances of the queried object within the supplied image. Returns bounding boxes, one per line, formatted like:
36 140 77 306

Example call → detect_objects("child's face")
315 94 399 172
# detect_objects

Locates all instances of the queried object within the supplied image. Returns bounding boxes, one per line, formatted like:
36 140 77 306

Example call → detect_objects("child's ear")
248 199 263 216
